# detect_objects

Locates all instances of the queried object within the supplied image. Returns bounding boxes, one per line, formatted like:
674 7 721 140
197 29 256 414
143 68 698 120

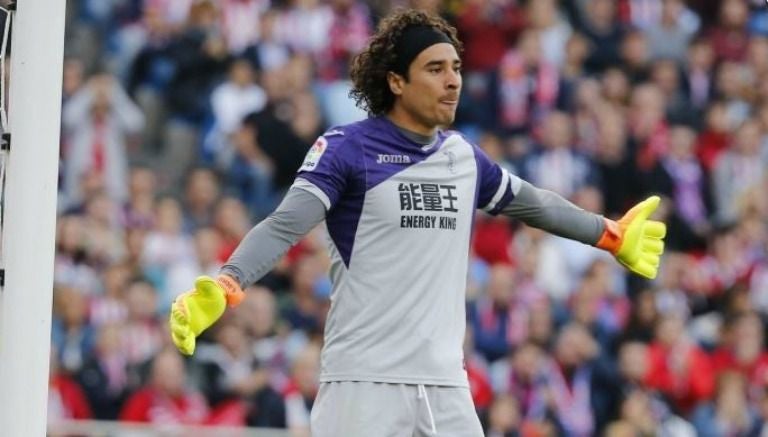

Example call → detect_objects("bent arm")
500 180 605 245
220 180 327 287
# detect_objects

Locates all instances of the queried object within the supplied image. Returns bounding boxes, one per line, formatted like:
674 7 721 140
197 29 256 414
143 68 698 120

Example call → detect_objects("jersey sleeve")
473 144 520 215
295 131 355 210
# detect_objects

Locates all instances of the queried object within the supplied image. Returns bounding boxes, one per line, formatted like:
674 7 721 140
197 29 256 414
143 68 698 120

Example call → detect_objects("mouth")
440 100 458 108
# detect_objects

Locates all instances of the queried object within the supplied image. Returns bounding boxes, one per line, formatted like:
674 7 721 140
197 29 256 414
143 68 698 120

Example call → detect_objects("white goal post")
0 0 66 434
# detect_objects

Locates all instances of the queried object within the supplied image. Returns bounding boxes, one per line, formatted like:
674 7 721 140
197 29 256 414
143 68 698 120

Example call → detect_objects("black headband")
392 25 453 75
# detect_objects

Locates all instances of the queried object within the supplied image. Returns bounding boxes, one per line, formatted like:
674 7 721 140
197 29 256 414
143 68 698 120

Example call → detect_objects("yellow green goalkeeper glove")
169 274 245 355
596 196 667 279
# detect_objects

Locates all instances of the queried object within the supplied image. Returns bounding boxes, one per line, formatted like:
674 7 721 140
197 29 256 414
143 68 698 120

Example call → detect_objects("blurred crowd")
48 0 768 435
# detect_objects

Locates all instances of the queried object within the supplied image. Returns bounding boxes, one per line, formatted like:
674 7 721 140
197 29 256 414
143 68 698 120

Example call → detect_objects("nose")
446 68 461 90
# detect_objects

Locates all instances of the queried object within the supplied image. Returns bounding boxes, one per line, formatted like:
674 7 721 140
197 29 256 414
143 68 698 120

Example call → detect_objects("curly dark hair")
349 9 463 116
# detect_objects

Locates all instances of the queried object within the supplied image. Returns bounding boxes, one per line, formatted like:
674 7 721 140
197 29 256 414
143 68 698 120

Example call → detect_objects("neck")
386 106 438 137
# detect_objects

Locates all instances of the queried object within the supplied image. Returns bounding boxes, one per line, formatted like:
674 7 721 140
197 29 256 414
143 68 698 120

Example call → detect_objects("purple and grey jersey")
295 117 518 386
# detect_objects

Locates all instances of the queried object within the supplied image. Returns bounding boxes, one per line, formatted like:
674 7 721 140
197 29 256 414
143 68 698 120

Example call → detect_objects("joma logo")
377 154 411 164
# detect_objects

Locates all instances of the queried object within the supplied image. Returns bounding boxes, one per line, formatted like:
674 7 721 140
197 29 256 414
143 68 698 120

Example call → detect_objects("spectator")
61 73 145 208
314 0 371 82
691 371 761 436
54 215 102 295
282 254 329 335
600 67 632 108
48 348 93 423
592 341 650 429
166 0 230 124
489 342 546 415
207 57 268 165
644 0 699 62
212 196 251 263
649 59 691 123
621 288 660 342
527 301 555 349
579 0 625 73
142 197 196 287
497 31 562 134
160 0 230 189
714 61 752 127
195 321 286 427
628 83 669 172
283 343 321 437
274 0 333 56
618 388 696 436
541 323 598 437
125 6 178 158
712 120 768 224
122 166 157 230
227 116 276 217
747 36 768 79
51 287 96 374
645 312 715 414
711 312 768 398
568 260 629 349
238 286 309 392
485 394 521 437
619 30 651 85
289 90 326 145
62 57 86 103
652 123 713 251
594 110 640 216
455 0 524 74
696 100 731 172
521 111 599 199
219 0 268 54
243 109 311 191
242 8 292 73
89 263 130 327
468 264 517 363
561 32 590 81
119 348 209 424
183 167 221 233
683 38 716 113
570 78 604 155
165 227 224 311
82 191 127 265
121 279 165 367
708 0 751 62
76 323 133 420
526 0 572 68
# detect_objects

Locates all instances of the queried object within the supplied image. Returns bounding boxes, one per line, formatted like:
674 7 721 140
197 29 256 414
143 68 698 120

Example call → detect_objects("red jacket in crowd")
645 342 715 414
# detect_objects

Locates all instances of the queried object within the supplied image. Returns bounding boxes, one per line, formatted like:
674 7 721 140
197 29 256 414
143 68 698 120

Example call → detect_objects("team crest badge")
299 137 328 172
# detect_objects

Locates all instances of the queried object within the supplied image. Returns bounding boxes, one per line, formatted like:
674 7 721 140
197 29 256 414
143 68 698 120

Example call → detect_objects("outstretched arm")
500 180 605 244
220 181 327 288
170 183 326 355
501 181 666 279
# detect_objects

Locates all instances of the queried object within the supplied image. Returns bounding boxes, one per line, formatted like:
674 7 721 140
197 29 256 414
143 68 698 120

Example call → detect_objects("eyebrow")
423 59 462 68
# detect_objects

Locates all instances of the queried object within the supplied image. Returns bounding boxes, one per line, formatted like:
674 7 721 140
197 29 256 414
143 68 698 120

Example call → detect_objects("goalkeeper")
170 8 665 437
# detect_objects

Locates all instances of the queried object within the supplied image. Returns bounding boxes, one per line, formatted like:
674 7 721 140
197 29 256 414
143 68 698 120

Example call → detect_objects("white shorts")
309 381 483 437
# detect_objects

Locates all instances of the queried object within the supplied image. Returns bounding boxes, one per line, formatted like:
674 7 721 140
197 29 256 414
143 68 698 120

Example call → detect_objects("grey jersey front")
296 117 516 387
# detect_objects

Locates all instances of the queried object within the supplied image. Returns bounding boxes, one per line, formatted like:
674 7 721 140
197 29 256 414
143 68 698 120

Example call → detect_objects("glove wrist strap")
596 218 622 255
217 274 245 308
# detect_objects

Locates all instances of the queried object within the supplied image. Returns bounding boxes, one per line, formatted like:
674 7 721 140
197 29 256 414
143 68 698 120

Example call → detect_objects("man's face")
391 43 462 132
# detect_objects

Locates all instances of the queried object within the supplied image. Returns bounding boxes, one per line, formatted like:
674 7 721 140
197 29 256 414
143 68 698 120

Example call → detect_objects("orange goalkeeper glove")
169 274 245 355
596 196 667 279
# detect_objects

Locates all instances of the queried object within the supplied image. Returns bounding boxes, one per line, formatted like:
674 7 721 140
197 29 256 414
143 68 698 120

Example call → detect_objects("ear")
387 71 405 97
